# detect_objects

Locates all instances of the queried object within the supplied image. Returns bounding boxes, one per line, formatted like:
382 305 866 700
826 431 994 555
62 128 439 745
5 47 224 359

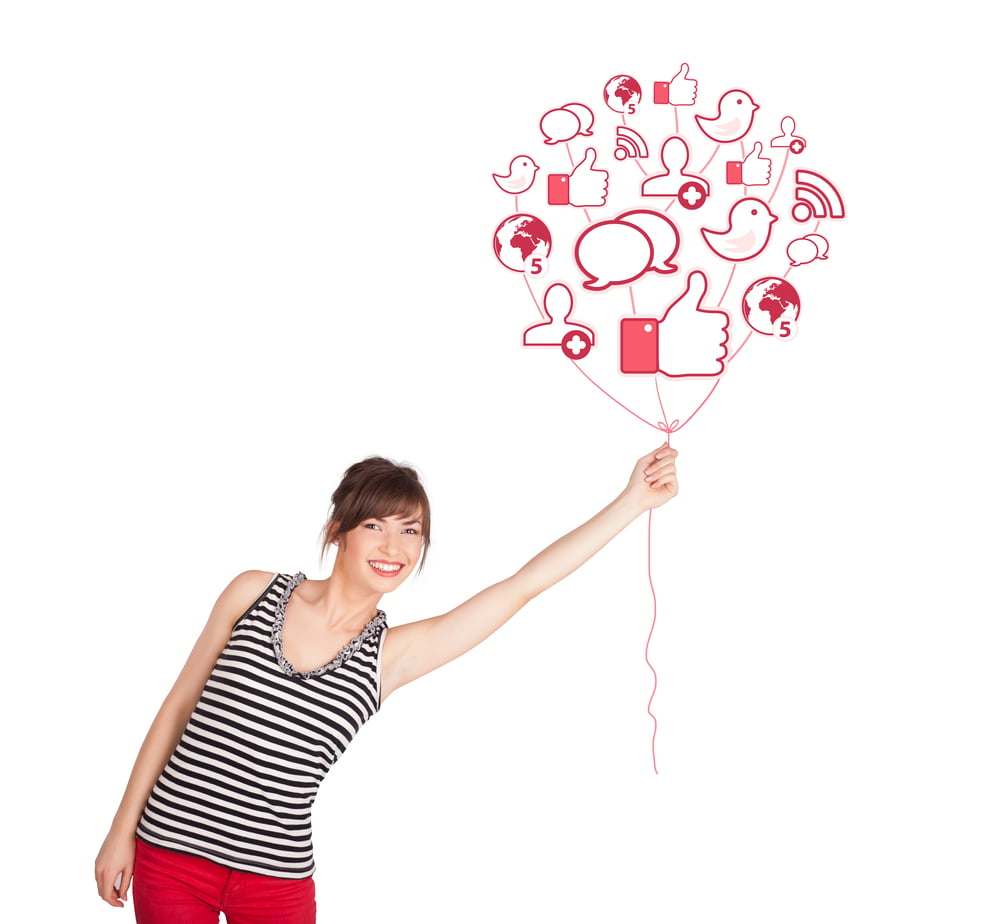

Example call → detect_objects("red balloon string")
570 360 664 433
768 148 791 206
523 276 546 320
572 348 733 774
728 331 753 363
645 508 660 775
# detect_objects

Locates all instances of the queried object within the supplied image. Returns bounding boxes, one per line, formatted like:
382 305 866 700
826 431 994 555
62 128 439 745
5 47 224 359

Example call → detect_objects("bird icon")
695 89 759 144
493 155 540 195
700 197 777 262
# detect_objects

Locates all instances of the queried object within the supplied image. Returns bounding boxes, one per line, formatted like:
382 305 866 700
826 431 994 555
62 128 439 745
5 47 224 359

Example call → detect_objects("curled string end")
645 509 661 775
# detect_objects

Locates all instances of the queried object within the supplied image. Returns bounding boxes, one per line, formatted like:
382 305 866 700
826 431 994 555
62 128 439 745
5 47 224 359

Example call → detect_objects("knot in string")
657 418 680 447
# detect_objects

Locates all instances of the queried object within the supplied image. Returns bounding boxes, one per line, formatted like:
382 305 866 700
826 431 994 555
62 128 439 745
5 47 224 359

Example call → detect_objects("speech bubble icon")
616 209 680 275
805 233 829 259
540 107 582 145
575 220 654 291
787 236 819 266
563 102 595 136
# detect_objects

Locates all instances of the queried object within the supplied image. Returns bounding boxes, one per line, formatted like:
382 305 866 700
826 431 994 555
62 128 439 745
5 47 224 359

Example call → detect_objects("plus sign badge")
560 329 593 360
677 180 709 210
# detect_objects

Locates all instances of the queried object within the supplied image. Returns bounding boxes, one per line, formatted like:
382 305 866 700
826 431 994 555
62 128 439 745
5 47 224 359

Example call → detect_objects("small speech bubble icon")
562 102 595 136
575 220 654 291
805 233 829 259
616 209 679 275
787 236 819 266
540 107 583 145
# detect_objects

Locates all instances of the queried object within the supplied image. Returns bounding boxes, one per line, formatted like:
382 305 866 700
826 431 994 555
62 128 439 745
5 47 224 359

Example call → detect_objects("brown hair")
321 457 431 570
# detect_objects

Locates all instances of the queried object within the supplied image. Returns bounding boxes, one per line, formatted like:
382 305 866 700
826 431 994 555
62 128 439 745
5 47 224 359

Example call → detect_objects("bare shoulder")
206 570 276 629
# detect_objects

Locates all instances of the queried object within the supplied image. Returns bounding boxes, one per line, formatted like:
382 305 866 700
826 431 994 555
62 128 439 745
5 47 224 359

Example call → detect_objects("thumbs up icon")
547 147 610 207
619 271 729 377
725 142 772 186
653 63 698 106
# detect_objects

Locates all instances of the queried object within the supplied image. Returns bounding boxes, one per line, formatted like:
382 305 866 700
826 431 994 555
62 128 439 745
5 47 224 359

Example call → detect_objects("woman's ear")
326 520 341 547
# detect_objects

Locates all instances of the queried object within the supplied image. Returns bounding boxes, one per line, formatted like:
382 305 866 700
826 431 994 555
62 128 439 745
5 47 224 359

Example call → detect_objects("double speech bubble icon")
574 209 680 291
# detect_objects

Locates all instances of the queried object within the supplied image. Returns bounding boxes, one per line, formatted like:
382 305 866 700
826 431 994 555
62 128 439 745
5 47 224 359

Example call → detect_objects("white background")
1 2 995 921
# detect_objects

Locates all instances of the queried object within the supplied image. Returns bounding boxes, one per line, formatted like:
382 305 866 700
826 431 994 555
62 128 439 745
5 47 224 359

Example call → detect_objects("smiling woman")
322 456 431 572
94 444 679 923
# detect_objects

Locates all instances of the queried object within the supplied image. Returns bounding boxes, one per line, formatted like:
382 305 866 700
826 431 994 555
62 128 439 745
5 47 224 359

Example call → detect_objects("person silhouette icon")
523 283 595 359
770 116 806 154
640 136 710 209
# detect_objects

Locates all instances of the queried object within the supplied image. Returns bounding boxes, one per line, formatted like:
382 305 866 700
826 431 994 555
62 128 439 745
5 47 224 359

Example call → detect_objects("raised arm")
93 570 272 908
379 443 678 700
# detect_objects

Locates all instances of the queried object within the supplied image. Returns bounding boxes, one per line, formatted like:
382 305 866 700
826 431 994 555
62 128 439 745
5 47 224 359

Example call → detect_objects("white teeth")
369 562 402 573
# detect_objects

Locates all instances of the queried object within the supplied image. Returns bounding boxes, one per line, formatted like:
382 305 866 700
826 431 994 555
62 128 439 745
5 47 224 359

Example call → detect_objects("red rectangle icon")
620 318 659 374
653 82 670 104
726 161 742 184
547 174 570 205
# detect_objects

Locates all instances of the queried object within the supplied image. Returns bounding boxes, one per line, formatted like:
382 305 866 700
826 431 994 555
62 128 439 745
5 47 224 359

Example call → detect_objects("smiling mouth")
368 561 403 576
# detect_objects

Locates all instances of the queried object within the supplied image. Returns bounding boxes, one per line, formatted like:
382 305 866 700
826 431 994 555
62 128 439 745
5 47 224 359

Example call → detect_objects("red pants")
133 838 316 924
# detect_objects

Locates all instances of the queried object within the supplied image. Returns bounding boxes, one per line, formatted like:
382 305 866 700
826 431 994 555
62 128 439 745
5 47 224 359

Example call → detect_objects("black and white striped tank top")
137 572 386 878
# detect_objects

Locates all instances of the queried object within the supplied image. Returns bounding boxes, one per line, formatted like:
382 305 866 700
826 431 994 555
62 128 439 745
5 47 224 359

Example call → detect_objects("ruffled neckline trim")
271 572 387 679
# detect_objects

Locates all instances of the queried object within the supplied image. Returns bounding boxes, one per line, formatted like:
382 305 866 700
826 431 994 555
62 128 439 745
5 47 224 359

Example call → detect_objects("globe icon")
493 214 552 273
603 75 641 114
741 277 801 336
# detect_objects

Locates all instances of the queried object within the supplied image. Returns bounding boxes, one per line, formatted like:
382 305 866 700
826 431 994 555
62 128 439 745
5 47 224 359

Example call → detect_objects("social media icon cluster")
491 65 847 380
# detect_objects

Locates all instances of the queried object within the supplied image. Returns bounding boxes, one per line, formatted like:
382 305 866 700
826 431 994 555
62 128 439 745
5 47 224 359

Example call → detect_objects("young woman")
95 442 679 921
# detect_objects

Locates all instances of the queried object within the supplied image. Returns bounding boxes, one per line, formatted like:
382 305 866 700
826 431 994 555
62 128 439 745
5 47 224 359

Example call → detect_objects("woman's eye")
364 523 380 530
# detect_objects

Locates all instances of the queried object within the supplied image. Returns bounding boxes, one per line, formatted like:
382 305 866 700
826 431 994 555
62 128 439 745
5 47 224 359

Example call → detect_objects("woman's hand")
95 827 135 907
625 442 679 511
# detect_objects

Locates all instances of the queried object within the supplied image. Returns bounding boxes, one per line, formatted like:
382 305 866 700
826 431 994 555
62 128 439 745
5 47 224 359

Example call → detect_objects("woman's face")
336 512 424 593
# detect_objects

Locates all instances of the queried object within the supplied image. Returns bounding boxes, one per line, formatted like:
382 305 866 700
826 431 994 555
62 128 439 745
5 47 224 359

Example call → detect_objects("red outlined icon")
641 136 710 207
576 219 651 291
615 210 679 275
493 214 552 275
695 89 759 144
724 142 772 187
791 170 845 222
546 148 609 207
604 75 642 115
574 210 679 291
522 283 595 360
540 103 595 145
652 63 698 106
619 270 729 377
787 233 829 266
563 103 595 135
614 126 649 160
700 197 777 262
493 155 540 195
770 115 806 154
741 277 801 338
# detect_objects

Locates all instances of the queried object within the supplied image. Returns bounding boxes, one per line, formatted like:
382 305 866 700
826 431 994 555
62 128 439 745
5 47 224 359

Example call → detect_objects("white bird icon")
695 89 759 144
701 197 777 262
493 155 540 195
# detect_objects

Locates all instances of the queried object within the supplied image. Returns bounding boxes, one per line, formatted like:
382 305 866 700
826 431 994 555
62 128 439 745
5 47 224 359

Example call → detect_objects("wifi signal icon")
614 126 649 161
792 169 845 222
